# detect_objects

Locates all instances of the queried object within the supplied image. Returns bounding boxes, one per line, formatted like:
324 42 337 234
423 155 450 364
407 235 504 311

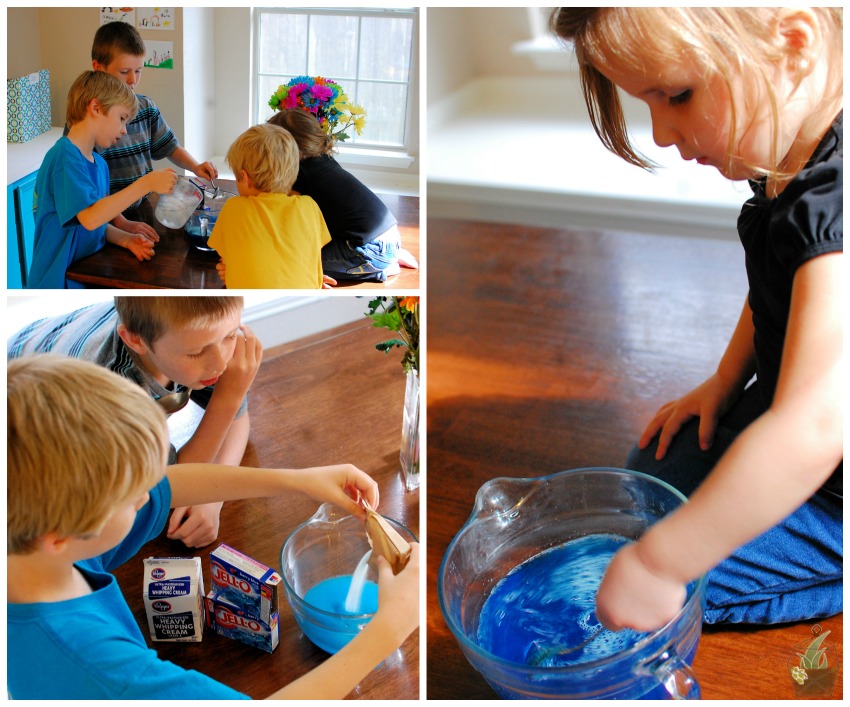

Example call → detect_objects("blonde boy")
8 355 420 700
8 296 260 548
209 124 332 288
29 71 177 288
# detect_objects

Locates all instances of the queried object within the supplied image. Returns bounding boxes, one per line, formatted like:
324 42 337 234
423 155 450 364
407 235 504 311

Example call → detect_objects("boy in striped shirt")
8 296 260 548
91 21 217 240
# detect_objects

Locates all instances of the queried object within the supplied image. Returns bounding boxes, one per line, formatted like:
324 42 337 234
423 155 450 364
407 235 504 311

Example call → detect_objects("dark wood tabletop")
425 216 842 699
65 180 420 290
112 320 420 699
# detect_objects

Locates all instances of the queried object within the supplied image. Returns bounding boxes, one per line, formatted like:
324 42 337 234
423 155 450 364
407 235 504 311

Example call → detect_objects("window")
255 8 417 152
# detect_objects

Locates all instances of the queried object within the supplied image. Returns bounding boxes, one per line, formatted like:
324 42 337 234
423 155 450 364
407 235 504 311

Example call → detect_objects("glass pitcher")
438 467 705 699
154 176 204 229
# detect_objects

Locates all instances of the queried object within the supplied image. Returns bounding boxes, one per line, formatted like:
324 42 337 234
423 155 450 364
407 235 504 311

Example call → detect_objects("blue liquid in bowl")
477 534 647 667
298 575 379 654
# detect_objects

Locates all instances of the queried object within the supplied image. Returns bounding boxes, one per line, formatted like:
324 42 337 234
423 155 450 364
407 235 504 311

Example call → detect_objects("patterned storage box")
7 70 51 143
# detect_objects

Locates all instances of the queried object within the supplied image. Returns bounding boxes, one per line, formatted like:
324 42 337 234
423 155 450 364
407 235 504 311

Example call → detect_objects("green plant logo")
787 625 840 697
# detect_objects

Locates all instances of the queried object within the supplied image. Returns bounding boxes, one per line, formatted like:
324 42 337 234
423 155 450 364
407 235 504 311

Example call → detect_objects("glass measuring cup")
154 176 204 229
438 467 705 699
279 503 417 654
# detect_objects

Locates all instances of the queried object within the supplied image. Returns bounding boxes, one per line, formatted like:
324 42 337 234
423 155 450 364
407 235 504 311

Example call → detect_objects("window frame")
253 6 418 160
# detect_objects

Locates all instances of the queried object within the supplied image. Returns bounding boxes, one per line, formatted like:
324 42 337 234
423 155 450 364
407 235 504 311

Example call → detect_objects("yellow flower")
354 116 366 135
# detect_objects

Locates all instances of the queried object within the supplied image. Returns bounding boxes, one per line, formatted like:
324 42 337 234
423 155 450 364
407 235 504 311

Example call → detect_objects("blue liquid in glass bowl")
477 534 647 668
297 575 379 654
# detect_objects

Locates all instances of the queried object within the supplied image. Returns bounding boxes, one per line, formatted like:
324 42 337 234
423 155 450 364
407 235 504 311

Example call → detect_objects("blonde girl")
552 8 842 630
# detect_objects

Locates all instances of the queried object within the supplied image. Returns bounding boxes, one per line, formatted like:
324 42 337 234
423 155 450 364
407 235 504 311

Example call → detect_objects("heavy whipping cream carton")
143 557 204 642
209 544 281 625
205 592 280 654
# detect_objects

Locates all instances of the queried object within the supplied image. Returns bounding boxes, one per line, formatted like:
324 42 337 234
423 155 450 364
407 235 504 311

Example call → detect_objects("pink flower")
311 84 333 102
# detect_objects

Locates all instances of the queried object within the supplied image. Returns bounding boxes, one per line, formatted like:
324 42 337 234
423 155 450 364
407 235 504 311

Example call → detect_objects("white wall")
427 7 553 107
5 295 369 350
182 7 217 166
212 8 254 165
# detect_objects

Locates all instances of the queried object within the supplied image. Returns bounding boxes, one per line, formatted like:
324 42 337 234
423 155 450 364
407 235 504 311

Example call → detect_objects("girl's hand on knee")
639 373 742 459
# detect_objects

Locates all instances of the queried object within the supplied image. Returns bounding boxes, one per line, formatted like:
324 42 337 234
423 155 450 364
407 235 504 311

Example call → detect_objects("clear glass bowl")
280 503 417 654
438 467 705 699
184 190 236 252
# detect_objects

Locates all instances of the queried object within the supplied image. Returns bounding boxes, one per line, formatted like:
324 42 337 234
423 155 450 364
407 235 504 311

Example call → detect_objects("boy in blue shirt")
29 70 177 288
7 355 420 700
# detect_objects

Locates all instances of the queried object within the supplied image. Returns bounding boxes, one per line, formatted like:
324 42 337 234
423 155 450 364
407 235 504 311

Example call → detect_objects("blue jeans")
322 226 402 283
626 383 842 625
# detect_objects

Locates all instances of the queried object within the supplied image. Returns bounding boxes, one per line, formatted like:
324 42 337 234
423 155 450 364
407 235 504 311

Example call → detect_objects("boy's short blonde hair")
226 124 300 194
66 70 138 127
7 355 168 555
268 109 335 159
114 296 244 348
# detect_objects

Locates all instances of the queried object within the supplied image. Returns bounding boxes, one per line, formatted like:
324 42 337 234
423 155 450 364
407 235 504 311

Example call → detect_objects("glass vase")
400 368 420 491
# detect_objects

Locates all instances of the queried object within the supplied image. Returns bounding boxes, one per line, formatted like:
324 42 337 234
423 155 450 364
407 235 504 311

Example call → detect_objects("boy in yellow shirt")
209 124 331 288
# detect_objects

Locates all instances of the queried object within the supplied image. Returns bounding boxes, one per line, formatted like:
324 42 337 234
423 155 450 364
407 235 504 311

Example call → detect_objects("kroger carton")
143 557 204 642
205 592 280 654
209 544 281 625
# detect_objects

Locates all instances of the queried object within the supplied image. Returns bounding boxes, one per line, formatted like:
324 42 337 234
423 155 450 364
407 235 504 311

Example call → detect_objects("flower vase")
400 369 420 491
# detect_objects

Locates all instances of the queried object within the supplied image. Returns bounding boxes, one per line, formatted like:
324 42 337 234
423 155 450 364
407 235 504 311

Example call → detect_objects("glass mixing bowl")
438 467 705 699
184 189 236 252
280 503 417 654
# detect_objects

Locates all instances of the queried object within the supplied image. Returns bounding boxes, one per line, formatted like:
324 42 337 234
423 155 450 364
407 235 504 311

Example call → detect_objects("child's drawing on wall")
138 7 174 31
144 40 173 69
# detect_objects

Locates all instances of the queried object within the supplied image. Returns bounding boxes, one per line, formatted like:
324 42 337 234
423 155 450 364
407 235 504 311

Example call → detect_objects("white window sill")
209 147 413 178
209 146 418 196
335 145 415 171
511 36 576 72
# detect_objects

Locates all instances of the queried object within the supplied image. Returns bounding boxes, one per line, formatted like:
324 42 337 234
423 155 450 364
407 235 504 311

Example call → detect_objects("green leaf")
799 630 831 670
369 311 401 331
375 339 407 353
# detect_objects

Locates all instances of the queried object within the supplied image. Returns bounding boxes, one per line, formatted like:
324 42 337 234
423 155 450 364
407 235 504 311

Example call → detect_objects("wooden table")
426 217 842 699
112 320 420 699
65 180 420 290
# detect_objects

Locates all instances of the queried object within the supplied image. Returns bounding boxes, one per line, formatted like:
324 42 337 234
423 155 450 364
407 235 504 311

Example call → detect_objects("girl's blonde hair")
551 8 843 176
267 109 335 158
114 295 244 348
66 70 138 127
8 355 168 555
226 123 300 193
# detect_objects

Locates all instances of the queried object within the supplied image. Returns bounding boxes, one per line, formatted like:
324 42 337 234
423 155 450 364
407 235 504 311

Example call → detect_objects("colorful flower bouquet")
268 76 366 142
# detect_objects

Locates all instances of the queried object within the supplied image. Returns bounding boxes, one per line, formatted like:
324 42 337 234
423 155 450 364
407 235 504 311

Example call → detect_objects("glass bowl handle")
640 646 701 700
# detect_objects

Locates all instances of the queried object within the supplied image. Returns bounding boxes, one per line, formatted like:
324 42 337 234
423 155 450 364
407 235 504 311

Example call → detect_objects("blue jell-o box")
209 544 281 624
205 592 280 654
143 557 204 642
